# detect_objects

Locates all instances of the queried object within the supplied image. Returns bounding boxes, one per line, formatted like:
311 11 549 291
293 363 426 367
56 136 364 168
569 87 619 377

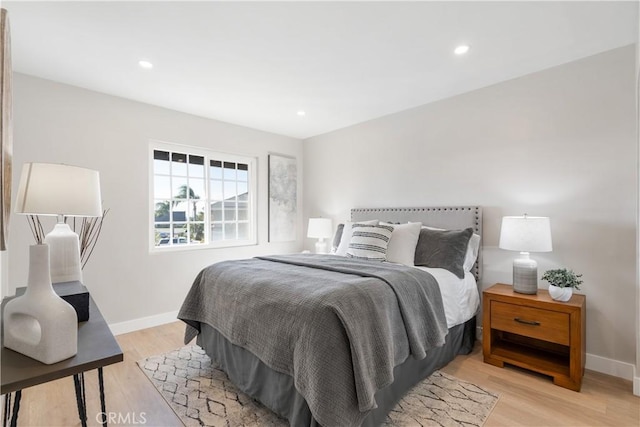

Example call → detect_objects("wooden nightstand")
483 283 586 391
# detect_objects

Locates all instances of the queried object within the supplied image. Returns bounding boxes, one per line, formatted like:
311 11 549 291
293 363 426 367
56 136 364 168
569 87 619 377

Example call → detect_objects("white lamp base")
513 252 538 294
315 238 328 254
44 223 83 283
3 244 77 364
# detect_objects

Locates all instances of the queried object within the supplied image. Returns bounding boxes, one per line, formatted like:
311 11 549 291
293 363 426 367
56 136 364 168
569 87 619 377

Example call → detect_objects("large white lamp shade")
15 162 102 282
16 163 102 217
499 215 552 294
307 218 332 254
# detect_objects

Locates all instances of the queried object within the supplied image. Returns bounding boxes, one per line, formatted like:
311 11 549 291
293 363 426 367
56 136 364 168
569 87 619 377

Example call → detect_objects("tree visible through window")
151 144 256 249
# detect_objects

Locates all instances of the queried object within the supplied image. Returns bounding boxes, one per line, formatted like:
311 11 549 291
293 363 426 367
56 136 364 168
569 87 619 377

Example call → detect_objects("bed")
179 206 482 427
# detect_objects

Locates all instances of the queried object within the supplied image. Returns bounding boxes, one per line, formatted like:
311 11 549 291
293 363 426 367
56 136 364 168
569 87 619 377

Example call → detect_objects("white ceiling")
4 1 639 139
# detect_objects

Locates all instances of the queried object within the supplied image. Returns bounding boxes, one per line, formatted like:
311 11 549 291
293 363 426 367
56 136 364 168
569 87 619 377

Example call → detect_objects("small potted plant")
541 268 583 302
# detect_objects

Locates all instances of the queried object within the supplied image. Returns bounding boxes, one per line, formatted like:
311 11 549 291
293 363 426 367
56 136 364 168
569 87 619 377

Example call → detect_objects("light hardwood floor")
7 321 639 426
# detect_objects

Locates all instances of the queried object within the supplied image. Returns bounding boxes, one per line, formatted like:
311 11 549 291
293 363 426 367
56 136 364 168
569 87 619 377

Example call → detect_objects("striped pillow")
346 224 394 261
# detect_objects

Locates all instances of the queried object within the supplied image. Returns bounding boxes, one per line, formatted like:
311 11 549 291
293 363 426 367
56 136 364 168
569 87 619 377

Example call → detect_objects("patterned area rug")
137 345 499 427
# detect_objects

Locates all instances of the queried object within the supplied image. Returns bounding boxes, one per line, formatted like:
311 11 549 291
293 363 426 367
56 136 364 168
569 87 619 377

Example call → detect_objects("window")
150 142 257 250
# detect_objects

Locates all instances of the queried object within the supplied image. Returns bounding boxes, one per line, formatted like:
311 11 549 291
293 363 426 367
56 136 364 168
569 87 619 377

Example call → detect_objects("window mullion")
169 153 174 245
185 155 189 244
221 171 226 239
235 178 239 240
204 155 210 245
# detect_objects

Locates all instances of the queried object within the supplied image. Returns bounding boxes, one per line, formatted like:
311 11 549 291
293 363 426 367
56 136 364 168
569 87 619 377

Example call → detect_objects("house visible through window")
151 142 257 249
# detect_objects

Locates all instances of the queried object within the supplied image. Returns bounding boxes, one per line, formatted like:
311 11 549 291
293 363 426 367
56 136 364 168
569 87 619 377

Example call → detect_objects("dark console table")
1 291 123 426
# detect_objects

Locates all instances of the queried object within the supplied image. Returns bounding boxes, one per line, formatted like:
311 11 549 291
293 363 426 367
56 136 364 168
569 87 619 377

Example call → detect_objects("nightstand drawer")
491 300 570 345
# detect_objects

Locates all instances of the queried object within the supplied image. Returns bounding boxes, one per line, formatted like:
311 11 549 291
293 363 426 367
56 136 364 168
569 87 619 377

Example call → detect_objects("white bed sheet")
414 266 480 328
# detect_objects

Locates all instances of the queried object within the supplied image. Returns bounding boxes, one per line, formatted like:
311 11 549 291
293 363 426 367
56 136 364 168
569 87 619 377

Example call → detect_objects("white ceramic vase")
548 284 573 302
3 244 78 364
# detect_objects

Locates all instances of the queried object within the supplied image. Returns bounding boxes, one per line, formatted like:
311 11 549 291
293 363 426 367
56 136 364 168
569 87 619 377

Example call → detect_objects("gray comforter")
179 254 448 427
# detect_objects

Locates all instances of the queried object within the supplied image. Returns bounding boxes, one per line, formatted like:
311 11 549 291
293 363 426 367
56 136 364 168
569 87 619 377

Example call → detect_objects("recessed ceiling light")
138 60 154 69
454 45 470 55
297 111 306 117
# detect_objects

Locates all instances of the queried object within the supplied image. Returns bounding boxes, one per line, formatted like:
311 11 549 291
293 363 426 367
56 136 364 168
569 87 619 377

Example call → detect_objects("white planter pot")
548 284 573 302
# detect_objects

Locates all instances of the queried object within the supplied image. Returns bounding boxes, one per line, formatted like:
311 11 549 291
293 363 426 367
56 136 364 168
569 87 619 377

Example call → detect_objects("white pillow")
335 219 379 256
412 222 480 272
381 222 422 266
464 233 481 272
346 224 394 261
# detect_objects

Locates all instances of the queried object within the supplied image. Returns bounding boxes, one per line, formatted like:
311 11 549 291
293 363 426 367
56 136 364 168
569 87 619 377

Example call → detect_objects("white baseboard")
108 310 179 336
584 353 635 381
634 375 640 396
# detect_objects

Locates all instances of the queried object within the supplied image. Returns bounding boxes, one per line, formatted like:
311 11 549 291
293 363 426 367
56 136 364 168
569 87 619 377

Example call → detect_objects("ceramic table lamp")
307 218 333 254
499 214 552 294
15 163 103 283
3 162 102 364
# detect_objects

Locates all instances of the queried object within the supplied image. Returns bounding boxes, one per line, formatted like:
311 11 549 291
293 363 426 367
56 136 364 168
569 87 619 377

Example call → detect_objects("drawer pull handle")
514 317 540 326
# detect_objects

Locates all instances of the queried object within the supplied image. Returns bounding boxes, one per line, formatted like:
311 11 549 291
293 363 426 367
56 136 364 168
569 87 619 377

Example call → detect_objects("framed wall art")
268 153 297 242
0 9 12 251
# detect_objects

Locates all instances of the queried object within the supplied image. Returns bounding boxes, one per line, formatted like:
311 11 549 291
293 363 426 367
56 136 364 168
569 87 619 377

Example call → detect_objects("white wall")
304 46 637 367
10 74 303 325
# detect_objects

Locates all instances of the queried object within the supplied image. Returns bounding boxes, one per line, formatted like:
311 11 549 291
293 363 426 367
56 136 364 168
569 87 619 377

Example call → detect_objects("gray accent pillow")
414 227 473 279
332 223 344 252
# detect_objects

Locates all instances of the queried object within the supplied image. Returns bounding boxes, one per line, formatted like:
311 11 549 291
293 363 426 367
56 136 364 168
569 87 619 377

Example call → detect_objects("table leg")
98 368 107 427
73 373 87 427
9 391 20 427
3 393 9 427
4 367 110 427
3 391 21 427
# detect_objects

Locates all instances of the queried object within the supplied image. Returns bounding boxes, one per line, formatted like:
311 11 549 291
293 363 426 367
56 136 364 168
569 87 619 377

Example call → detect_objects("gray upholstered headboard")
351 206 483 282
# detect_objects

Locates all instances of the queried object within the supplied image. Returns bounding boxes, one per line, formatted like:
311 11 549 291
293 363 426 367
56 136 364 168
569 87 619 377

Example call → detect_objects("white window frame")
149 140 258 252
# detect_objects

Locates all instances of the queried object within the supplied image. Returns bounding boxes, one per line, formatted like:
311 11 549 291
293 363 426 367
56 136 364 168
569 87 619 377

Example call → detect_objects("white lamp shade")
499 216 552 252
307 218 333 239
15 163 103 217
